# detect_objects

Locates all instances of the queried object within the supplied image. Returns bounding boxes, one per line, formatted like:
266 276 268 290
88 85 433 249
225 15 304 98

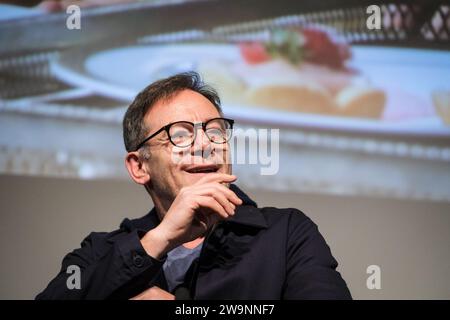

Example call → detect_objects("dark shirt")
36 185 352 299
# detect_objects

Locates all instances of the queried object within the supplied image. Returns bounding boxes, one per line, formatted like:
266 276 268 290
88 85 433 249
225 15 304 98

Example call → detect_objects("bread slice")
245 81 334 114
335 86 386 119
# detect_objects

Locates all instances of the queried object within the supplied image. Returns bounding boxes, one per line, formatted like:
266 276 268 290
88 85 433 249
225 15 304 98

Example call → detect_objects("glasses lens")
205 118 232 144
169 122 194 147
168 119 233 147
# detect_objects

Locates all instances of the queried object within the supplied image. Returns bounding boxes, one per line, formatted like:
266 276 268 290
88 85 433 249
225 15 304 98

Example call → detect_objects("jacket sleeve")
283 210 352 299
35 228 166 300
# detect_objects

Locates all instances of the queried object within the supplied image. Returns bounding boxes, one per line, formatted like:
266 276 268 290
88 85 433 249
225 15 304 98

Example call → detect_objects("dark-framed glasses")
135 117 234 150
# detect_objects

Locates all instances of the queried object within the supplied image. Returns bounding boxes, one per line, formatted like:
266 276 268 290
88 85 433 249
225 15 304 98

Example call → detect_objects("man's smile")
182 163 221 176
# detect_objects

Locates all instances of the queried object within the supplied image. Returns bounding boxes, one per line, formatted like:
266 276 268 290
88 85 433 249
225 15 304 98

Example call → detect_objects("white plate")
51 44 450 137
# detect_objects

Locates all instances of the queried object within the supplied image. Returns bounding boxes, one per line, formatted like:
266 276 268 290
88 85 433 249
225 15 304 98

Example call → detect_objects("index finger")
194 173 237 186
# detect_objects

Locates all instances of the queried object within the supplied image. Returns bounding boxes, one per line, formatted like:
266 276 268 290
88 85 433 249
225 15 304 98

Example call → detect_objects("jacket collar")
227 184 267 229
120 184 267 232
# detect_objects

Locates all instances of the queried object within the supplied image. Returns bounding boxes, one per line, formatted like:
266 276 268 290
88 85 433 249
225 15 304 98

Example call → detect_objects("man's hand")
141 173 242 259
130 286 174 300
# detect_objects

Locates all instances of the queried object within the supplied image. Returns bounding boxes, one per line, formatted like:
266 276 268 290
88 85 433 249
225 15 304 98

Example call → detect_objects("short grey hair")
123 71 223 153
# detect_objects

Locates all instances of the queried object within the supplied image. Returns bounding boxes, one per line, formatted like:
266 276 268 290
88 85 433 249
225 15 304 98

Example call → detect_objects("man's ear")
125 151 151 185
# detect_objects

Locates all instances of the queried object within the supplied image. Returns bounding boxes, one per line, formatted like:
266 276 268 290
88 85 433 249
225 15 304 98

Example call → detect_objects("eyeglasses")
135 117 234 150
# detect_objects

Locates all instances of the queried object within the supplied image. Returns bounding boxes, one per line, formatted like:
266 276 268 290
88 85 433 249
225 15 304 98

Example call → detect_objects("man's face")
142 89 232 202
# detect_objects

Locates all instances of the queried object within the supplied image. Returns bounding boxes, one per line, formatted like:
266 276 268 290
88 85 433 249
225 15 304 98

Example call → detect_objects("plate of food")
51 26 450 137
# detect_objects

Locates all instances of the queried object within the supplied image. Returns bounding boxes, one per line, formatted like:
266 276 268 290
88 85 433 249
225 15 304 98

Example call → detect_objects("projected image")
1 0 449 201
52 26 450 136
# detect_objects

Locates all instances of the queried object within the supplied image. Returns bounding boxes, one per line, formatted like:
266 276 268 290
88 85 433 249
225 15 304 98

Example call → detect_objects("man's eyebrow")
204 116 225 123
176 117 217 124
201 117 215 123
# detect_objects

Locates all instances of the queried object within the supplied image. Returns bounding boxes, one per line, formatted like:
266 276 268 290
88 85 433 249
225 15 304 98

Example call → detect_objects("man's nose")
191 127 212 156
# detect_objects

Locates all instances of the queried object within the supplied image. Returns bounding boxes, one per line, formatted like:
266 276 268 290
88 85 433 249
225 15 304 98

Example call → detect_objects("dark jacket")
36 185 351 300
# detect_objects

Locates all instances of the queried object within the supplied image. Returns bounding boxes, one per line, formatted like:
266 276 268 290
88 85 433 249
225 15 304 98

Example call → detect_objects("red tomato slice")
239 42 271 64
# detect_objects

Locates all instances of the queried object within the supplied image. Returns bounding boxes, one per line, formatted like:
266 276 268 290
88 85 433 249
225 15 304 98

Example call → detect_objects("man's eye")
206 127 224 134
172 130 189 137
172 130 191 138
206 128 225 141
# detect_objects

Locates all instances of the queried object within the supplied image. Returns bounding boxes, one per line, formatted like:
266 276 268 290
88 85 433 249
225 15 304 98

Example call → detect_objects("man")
36 72 351 300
